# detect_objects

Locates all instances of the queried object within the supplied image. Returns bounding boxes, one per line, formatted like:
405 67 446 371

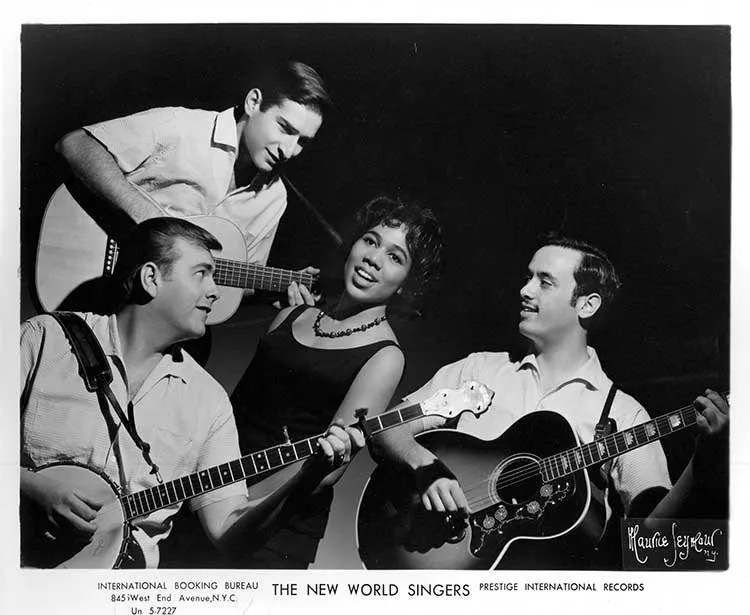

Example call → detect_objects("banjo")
21 381 493 569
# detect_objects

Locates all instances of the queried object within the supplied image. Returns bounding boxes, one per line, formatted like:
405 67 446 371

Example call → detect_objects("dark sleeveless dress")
230 305 400 568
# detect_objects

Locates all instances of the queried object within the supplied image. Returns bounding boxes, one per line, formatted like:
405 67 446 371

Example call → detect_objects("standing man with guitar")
55 60 329 309
20 217 363 569
368 235 729 569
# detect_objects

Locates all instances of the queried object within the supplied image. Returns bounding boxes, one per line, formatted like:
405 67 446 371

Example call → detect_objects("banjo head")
21 462 135 569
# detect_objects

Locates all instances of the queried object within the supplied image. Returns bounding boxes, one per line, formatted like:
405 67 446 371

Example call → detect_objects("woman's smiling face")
343 223 412 305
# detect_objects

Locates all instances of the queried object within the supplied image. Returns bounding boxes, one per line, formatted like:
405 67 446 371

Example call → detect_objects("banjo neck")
119 381 493 521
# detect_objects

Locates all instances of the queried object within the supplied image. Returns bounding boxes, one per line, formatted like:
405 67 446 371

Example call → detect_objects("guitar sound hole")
493 454 542 505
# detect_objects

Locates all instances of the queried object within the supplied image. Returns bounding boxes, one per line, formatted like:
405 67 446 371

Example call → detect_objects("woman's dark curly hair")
349 195 444 307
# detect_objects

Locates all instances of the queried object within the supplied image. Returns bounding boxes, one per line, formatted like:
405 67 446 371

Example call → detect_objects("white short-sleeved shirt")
85 106 287 265
405 348 672 524
20 313 247 568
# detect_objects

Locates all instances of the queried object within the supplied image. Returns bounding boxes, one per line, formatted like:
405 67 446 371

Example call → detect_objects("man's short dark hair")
351 195 444 307
251 61 332 116
540 233 621 328
113 217 222 306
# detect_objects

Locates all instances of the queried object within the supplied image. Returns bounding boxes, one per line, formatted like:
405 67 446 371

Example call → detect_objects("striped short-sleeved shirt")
20 312 247 568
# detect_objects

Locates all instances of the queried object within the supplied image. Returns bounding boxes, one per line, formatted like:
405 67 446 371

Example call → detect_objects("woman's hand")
286 266 321 307
316 420 366 469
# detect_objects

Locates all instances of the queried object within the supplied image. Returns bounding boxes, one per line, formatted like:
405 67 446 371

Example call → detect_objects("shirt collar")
517 346 608 391
212 107 239 151
93 313 188 384
212 107 278 192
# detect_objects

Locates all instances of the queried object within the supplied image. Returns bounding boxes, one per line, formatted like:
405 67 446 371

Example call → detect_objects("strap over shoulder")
594 383 618 440
48 311 113 392
48 311 162 482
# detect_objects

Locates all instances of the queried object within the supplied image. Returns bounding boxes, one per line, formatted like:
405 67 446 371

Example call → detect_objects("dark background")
19 24 730 567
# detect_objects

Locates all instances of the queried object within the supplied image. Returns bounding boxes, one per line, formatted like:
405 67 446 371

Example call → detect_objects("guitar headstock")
420 380 494 421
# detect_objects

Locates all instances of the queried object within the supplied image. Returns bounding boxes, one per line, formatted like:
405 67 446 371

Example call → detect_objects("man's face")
518 245 583 346
151 238 219 342
240 97 323 172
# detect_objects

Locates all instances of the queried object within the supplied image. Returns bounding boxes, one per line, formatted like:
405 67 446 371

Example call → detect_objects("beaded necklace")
312 310 388 338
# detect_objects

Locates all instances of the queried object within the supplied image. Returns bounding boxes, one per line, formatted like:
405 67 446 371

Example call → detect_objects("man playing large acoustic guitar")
372 235 728 568
20 217 363 568
56 60 327 307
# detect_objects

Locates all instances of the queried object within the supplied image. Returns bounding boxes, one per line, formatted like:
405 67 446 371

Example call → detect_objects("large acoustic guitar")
357 397 719 570
34 183 319 324
21 381 493 569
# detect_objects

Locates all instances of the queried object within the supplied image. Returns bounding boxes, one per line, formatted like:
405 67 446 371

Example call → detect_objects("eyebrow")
278 117 299 135
278 115 315 144
369 229 411 263
528 267 557 283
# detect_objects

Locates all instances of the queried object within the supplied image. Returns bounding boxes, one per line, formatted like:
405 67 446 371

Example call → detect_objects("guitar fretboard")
539 404 699 483
213 258 317 293
120 401 426 521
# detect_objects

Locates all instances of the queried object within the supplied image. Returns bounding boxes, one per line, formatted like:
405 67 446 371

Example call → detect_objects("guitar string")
129 400 706 515
214 258 314 278
124 406 418 516
213 260 315 285
456 404 699 511
137 403 693 514
213 266 314 283
461 405 698 508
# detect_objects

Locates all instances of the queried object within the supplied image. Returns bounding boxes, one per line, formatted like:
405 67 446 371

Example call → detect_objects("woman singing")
230 195 444 568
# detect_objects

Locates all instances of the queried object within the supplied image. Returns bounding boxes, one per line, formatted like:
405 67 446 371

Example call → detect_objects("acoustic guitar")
357 396 720 570
34 183 319 324
21 381 493 568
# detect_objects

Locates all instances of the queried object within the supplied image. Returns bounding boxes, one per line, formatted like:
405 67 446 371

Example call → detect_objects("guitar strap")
49 312 162 483
595 383 618 441
590 383 618 490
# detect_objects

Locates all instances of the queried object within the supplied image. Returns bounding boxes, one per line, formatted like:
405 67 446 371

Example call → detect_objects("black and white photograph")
1 4 747 614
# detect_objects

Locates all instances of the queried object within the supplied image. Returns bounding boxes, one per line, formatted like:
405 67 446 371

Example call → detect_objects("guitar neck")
213 258 317 292
540 403 701 482
120 401 428 521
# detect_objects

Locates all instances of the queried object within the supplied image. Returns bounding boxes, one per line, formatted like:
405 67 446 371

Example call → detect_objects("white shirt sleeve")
609 401 673 515
189 394 248 511
85 107 178 173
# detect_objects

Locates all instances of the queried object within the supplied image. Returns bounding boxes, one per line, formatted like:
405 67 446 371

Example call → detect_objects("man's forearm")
642 459 696 528
56 130 164 230
369 414 444 470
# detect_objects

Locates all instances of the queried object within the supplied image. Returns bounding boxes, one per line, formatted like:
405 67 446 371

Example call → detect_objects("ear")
139 262 161 299
576 292 602 322
244 88 263 116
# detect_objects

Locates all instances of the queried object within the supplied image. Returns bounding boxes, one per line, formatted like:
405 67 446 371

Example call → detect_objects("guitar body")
35 184 250 325
357 411 592 570
21 463 142 569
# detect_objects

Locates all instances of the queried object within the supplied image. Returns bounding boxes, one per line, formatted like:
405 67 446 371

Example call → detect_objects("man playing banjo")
20 217 363 568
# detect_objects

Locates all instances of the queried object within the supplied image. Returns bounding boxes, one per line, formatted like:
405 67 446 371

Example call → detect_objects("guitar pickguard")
470 477 575 558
